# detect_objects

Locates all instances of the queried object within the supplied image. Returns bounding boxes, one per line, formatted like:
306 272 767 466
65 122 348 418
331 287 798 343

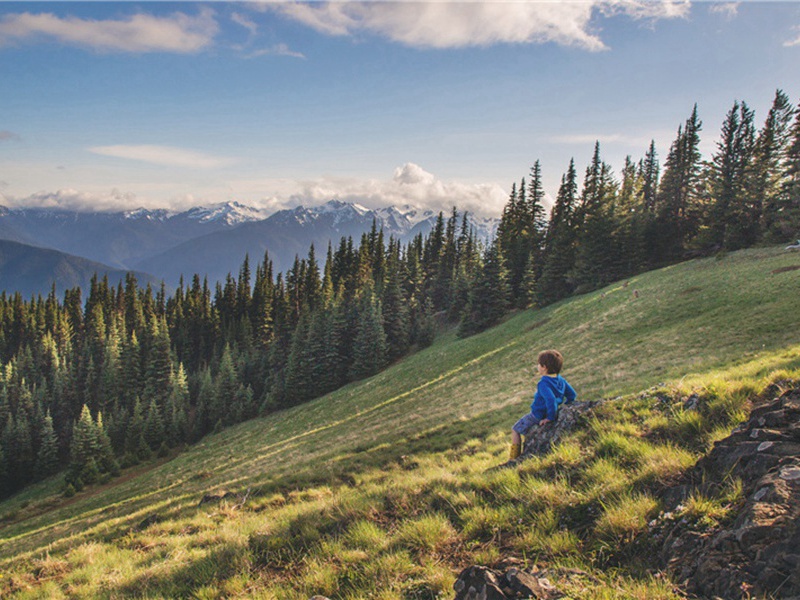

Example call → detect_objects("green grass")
2 245 800 598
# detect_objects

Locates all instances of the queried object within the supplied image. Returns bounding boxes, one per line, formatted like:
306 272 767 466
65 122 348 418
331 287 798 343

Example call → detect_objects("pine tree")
143 399 165 451
381 243 410 361
34 411 60 479
709 100 757 250
539 160 579 305
574 143 620 289
757 90 799 242
459 241 510 337
784 96 800 240
654 105 703 261
348 291 388 381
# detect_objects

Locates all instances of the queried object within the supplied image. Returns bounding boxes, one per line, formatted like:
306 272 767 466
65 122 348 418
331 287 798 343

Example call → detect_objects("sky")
1 1 799 219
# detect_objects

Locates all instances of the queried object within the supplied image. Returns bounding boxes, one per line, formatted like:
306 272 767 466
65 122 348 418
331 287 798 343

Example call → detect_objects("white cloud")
6 188 141 213
285 162 508 218
275 1 606 50
602 0 691 21
709 2 740 20
785 26 800 47
271 1 690 51
243 43 306 59
0 10 218 53
88 145 236 169
231 12 259 37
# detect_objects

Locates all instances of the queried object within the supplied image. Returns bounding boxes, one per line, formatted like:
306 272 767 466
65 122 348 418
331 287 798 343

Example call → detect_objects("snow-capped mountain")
182 201 270 226
0 200 500 294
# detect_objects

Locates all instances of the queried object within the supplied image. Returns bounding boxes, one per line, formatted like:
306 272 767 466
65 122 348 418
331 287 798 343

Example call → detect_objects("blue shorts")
512 412 542 435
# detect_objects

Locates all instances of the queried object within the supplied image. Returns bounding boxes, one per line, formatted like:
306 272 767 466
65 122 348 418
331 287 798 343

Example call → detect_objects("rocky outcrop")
511 400 601 466
655 387 800 599
453 565 556 600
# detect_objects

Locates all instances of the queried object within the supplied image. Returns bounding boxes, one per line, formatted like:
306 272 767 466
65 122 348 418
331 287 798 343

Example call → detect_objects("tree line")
1 89 799 498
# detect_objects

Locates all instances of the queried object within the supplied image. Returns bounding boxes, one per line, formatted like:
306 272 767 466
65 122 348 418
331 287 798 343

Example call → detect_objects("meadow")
1 246 800 599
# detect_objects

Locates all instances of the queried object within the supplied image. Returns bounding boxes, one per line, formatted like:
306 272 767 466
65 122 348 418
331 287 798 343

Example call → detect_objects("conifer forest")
1 90 800 498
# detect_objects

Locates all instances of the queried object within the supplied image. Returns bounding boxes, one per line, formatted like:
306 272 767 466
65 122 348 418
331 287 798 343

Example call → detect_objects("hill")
1 246 799 598
0 239 158 298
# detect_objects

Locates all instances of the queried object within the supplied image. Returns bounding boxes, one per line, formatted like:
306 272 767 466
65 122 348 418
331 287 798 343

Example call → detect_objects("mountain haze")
0 239 158 298
0 200 499 291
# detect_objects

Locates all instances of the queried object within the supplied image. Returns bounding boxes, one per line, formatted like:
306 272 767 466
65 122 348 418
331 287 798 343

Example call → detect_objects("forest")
1 90 799 498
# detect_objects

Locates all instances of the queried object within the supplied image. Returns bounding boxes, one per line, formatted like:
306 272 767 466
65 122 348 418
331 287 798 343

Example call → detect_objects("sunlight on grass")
2 247 800 599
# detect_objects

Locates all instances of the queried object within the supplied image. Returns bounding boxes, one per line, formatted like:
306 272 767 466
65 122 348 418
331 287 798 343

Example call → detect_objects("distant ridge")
0 200 500 289
0 239 158 297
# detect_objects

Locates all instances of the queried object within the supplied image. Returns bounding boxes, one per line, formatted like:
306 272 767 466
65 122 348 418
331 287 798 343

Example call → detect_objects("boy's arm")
564 380 577 403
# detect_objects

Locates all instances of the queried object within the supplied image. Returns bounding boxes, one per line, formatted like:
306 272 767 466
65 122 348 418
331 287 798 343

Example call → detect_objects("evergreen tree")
574 143 620 289
654 105 703 261
539 160 579 305
381 243 410 361
758 90 799 242
709 100 757 250
34 411 60 479
349 291 388 381
459 241 510 336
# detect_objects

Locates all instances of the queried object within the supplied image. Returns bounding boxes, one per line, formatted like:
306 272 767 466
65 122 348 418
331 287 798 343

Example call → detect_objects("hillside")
1 246 799 598
0 239 158 298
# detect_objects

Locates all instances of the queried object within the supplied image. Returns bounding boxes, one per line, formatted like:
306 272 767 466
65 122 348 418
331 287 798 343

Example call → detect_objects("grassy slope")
1 246 800 597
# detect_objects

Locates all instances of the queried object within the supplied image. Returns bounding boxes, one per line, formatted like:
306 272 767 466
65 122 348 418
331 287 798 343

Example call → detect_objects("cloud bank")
0 10 218 53
285 162 508 218
273 0 690 51
4 163 508 218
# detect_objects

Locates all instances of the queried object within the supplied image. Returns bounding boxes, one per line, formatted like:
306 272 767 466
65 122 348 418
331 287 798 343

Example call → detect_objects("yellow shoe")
509 443 521 461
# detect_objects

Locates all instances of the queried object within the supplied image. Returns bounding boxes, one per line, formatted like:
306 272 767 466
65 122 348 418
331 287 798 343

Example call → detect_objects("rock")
453 566 554 600
134 514 162 531
657 387 800 599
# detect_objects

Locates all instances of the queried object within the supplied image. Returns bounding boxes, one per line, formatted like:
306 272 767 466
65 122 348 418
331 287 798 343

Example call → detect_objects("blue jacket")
531 375 577 422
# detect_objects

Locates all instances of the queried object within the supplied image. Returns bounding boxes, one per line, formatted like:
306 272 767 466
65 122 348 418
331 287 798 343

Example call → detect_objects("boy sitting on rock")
510 349 577 461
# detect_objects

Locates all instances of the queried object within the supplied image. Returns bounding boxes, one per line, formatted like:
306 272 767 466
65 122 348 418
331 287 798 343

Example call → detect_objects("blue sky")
1 1 799 218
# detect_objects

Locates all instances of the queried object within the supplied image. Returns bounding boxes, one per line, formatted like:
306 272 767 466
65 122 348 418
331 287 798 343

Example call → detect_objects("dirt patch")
679 287 702 296
771 265 800 274
526 318 551 332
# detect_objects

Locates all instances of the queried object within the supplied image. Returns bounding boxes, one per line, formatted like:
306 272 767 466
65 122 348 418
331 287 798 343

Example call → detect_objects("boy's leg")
510 430 522 460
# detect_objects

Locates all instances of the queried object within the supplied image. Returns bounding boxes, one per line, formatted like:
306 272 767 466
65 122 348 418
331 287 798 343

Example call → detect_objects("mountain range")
0 200 499 296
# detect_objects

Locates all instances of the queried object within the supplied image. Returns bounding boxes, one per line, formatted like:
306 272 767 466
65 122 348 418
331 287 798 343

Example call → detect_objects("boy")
510 349 577 460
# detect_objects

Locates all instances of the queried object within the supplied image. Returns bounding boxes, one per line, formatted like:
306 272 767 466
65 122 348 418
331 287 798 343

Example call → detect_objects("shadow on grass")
115 543 250 599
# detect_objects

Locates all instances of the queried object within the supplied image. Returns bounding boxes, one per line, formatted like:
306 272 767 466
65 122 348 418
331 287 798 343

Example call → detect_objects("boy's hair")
538 350 564 375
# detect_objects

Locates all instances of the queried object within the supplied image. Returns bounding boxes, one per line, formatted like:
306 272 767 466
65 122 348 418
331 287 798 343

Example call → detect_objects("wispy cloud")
88 145 236 169
785 25 800 47
243 43 306 59
709 2 740 20
0 10 218 53
271 1 690 51
549 132 654 147
231 12 259 37
0 130 21 142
